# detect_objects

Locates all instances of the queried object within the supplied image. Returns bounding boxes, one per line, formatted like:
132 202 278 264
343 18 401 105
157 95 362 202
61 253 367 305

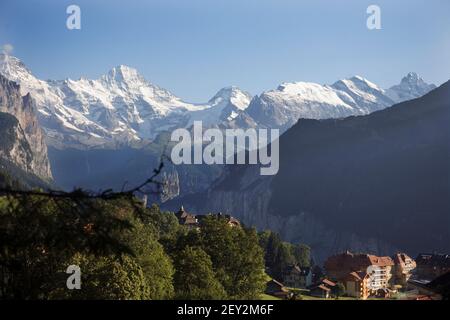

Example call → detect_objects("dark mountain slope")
169 80 450 261
268 80 450 252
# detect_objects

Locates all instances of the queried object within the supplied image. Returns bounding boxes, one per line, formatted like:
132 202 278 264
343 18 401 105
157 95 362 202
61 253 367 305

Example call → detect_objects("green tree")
273 243 296 279
292 244 311 267
0 195 174 300
145 204 181 241
50 253 151 300
118 212 175 300
173 246 226 300
259 231 282 276
259 231 296 279
198 216 266 299
258 230 311 280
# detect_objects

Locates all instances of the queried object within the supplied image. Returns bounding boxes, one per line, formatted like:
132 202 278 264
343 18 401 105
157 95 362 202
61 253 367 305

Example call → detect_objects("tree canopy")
0 187 308 300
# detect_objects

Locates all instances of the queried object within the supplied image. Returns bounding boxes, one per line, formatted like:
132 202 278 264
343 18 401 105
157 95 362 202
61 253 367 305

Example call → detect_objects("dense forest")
0 182 310 300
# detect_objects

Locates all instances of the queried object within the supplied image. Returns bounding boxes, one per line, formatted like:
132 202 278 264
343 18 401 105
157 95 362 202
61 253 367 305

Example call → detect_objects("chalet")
321 278 336 289
175 207 241 230
324 251 418 299
341 271 370 299
415 253 450 281
310 284 331 299
325 251 395 294
175 206 199 230
265 279 292 299
282 265 312 289
309 279 336 299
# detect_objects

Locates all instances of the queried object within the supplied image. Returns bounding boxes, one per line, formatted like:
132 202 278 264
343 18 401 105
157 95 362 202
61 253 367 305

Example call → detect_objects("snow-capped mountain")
0 54 436 149
186 86 252 126
0 54 252 149
232 74 436 132
386 72 437 103
331 76 395 111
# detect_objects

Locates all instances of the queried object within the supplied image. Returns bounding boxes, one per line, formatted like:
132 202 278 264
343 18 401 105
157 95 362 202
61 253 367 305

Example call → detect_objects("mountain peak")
276 81 323 93
0 53 22 65
405 71 419 79
211 85 248 99
386 72 436 103
331 75 382 92
346 75 382 90
0 54 32 79
351 75 368 81
104 64 146 85
114 64 138 73
400 72 424 85
209 86 252 111
218 85 241 93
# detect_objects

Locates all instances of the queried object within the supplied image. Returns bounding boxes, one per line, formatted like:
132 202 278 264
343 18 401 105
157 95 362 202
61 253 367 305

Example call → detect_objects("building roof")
325 251 394 273
343 271 366 282
322 279 336 287
367 254 394 267
176 206 186 217
176 207 241 228
197 212 241 226
392 253 416 272
267 279 289 292
271 279 284 286
175 206 198 226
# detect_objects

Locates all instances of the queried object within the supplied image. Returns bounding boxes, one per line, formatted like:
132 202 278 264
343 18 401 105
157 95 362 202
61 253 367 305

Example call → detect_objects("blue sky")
0 0 449 101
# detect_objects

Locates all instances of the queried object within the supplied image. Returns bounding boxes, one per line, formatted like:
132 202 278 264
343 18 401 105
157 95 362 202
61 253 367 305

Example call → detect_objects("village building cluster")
323 251 415 299
175 206 448 300
175 206 241 230
265 251 449 300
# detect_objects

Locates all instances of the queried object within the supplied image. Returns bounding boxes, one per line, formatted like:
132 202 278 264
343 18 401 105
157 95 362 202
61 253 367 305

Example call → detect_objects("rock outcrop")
0 74 52 180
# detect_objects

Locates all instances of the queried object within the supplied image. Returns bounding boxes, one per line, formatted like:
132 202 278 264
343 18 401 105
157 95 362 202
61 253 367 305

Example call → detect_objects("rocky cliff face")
0 74 52 180
161 169 180 202
177 165 398 263
0 112 34 172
